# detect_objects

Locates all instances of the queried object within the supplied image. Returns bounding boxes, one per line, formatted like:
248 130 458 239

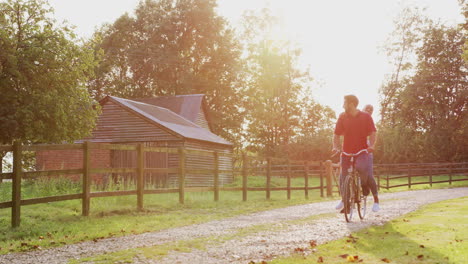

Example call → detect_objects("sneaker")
372 203 380 212
335 201 344 210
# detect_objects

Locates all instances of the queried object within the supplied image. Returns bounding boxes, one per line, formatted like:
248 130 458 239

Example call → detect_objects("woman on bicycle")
332 95 380 213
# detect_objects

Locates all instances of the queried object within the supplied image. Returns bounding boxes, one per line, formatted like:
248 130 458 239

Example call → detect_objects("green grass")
272 196 468 264
71 196 468 264
69 238 205 264
71 212 336 264
0 174 466 256
0 175 330 254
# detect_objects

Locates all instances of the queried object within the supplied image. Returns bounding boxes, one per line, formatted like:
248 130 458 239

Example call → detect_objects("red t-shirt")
334 110 376 153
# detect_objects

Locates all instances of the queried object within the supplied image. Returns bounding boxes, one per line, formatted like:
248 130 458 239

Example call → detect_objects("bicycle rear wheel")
343 176 354 222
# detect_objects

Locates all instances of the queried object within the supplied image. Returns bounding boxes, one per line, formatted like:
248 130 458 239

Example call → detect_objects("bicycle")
334 149 368 222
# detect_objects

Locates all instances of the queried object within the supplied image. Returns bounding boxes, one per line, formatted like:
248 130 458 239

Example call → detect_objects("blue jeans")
339 152 375 199
366 153 378 197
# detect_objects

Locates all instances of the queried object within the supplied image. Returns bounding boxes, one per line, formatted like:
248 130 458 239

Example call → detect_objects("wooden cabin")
36 95 233 187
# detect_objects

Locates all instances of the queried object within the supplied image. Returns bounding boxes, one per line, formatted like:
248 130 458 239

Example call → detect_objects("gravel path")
1 187 467 264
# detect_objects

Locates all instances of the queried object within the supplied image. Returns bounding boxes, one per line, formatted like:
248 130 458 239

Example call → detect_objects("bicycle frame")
341 149 368 222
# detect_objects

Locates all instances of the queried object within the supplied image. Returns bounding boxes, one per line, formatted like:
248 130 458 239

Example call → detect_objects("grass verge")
71 212 336 264
0 175 331 255
0 175 465 256
272 196 468 264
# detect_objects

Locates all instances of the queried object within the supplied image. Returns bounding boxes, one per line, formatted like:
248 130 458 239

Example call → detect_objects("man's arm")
368 131 377 152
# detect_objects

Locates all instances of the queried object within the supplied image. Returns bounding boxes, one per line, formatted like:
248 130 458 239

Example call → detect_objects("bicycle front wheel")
355 173 369 220
355 175 365 220
343 176 354 222
358 194 367 219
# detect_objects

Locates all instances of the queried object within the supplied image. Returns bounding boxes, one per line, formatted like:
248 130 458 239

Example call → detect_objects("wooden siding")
195 107 210 130
90 101 178 142
179 140 233 187
111 140 233 188
110 141 180 188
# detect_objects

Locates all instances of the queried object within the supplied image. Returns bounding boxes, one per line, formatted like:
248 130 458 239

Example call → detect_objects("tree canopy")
3 0 465 164
87 0 245 145
378 7 467 162
87 3 335 158
0 0 99 144
240 9 335 159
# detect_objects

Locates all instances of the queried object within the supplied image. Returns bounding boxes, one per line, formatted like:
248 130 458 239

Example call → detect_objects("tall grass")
0 177 82 202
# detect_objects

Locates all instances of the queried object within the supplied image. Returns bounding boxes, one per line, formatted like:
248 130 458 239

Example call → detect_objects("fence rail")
374 162 468 189
0 142 329 228
1 141 467 228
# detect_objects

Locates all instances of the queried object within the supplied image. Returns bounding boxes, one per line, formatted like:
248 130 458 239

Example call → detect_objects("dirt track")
0 187 466 264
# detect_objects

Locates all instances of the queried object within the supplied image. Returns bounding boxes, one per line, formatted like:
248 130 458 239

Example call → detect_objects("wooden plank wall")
184 140 233 187
109 140 233 188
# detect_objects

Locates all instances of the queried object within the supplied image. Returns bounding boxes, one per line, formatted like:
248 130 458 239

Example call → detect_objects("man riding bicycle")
333 95 380 213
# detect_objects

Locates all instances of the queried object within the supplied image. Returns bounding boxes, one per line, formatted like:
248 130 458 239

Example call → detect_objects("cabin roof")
103 96 231 146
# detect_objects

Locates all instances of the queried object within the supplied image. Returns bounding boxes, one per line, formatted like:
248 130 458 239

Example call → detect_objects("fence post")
266 158 271 200
82 141 91 216
319 161 325 197
178 147 186 204
214 151 219 202
12 141 22 228
325 160 333 197
287 159 291 200
429 164 433 187
408 164 412 189
376 165 380 191
386 174 389 190
304 161 309 199
137 143 144 211
0 153 3 184
242 153 247 201
449 164 452 185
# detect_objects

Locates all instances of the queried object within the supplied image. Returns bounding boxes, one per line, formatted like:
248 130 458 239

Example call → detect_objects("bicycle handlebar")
331 149 368 158
342 149 368 157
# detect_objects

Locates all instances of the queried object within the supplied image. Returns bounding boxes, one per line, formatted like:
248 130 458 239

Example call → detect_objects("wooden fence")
374 162 468 189
239 154 327 201
0 142 330 228
1 142 467 228
327 161 468 193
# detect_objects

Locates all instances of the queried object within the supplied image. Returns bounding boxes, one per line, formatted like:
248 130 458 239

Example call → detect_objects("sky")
47 0 465 121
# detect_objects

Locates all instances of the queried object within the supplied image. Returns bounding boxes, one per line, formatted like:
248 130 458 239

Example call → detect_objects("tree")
459 0 468 63
398 24 467 161
240 9 300 156
240 8 334 159
290 90 336 161
378 12 467 163
379 6 429 125
0 0 99 145
87 0 245 145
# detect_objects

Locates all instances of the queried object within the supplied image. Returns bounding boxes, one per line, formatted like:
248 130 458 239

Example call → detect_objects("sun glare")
46 0 465 121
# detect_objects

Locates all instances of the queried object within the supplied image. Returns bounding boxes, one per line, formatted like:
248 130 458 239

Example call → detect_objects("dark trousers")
366 153 378 196
339 152 377 199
